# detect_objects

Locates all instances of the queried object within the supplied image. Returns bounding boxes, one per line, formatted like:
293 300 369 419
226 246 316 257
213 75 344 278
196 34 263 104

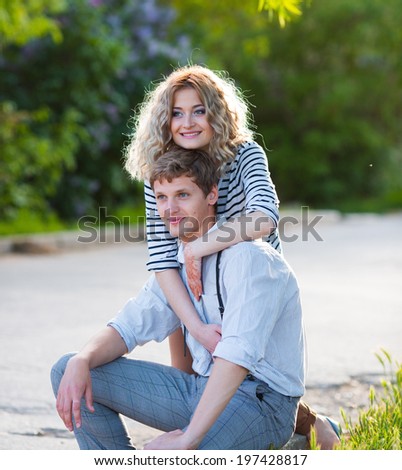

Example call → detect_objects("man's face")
153 176 218 242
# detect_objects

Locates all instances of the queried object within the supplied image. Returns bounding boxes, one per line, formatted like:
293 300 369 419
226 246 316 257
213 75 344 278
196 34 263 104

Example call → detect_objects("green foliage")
306 350 402 450
0 0 190 230
1 0 401 235
0 0 66 46
258 0 305 28
258 0 402 207
0 101 82 220
339 351 402 450
168 0 402 209
0 208 69 236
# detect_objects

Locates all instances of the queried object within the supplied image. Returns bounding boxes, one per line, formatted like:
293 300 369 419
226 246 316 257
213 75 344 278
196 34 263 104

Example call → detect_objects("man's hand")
144 429 196 450
184 243 202 300
56 356 95 431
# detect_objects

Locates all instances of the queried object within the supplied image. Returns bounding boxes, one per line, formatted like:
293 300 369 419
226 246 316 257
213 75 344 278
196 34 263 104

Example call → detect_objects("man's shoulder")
217 241 295 290
222 240 283 266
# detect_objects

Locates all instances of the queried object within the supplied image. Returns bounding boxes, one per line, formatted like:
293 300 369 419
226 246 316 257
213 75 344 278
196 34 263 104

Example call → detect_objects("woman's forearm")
191 211 275 258
157 269 221 353
156 269 203 333
183 358 248 449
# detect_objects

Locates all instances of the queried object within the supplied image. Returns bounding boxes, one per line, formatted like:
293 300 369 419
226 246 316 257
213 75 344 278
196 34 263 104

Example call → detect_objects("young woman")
124 64 340 449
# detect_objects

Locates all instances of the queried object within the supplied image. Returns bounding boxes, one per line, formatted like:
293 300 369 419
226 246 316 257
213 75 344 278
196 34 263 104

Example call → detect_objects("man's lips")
168 217 185 226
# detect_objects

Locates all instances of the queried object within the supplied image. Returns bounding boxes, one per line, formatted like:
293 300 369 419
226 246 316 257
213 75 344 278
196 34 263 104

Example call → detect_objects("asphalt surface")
1 211 401 450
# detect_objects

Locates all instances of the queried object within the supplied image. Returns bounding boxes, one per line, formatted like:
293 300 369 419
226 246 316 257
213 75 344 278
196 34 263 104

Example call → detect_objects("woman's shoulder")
235 140 265 159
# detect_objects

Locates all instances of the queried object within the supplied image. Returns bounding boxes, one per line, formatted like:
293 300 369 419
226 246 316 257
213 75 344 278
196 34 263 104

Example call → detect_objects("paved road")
1 212 401 449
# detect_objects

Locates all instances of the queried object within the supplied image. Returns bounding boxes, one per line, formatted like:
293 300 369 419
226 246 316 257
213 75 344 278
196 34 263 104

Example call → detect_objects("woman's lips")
180 131 201 138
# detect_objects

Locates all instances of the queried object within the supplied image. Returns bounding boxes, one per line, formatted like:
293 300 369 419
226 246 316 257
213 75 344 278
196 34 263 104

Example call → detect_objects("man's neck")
179 216 217 243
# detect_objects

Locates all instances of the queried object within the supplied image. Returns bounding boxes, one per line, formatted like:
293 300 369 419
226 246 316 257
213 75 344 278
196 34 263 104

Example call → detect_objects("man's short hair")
149 146 219 197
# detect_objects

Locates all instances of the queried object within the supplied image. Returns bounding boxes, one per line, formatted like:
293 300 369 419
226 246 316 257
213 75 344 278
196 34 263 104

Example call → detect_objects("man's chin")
167 227 180 239
168 228 199 242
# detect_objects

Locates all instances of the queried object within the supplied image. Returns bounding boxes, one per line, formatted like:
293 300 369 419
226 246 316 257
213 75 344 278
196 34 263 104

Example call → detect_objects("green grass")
0 204 146 237
335 190 402 214
310 350 402 450
0 208 72 236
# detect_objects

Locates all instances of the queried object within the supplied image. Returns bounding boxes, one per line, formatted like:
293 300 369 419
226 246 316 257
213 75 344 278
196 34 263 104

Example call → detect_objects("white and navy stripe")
144 141 282 271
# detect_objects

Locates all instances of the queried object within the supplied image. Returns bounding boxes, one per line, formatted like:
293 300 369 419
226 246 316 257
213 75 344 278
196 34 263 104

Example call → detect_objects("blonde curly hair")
124 64 255 181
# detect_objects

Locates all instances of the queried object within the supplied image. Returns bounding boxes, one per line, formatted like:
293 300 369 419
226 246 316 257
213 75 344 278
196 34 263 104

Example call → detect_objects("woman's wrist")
185 237 204 259
186 317 204 339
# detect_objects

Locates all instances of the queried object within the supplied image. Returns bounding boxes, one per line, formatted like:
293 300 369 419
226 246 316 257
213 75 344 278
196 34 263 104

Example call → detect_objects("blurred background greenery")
1 0 401 235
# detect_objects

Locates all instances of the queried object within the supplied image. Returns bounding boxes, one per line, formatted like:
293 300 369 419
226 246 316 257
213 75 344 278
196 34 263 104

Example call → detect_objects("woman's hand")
194 323 222 354
184 242 203 300
56 356 95 431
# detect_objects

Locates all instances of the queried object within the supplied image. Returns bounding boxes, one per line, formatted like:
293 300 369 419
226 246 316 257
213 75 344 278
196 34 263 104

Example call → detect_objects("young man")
51 148 305 450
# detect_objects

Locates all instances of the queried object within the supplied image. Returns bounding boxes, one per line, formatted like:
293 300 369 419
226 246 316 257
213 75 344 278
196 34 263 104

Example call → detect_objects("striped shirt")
144 141 282 271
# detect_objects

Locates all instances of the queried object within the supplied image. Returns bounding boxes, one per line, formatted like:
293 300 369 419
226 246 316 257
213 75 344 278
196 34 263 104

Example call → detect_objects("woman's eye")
194 108 206 115
172 111 182 117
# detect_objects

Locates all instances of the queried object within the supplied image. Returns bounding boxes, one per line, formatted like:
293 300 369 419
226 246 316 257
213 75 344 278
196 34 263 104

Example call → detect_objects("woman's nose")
183 113 194 128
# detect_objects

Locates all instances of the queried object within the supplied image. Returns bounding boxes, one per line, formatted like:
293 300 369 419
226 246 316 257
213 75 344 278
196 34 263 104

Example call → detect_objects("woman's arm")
144 358 248 449
190 210 275 258
184 210 275 299
156 269 221 353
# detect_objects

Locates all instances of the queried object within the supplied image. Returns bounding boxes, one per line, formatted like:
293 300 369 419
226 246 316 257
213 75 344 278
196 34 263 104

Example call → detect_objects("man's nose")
166 199 179 214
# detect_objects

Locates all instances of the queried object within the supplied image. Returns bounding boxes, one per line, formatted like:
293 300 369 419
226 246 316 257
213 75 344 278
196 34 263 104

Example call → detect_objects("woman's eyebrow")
172 104 204 110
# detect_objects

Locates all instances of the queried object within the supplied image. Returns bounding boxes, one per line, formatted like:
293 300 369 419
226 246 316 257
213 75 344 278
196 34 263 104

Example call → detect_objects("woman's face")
170 87 214 150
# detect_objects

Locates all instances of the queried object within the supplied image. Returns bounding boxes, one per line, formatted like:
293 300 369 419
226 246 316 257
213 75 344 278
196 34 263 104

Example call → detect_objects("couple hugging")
51 64 340 450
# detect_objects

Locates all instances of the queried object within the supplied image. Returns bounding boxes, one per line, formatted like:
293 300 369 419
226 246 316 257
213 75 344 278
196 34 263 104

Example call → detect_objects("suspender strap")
216 251 225 318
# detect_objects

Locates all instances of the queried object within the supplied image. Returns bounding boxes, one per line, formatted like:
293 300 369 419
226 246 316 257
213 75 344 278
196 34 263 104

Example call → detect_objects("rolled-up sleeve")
108 275 180 352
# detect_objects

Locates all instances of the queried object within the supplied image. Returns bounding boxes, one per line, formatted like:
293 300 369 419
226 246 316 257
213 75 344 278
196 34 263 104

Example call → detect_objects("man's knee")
50 352 76 396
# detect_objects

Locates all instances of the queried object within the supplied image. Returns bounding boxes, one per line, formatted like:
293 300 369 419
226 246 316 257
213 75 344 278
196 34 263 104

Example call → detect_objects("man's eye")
156 195 166 200
179 193 189 198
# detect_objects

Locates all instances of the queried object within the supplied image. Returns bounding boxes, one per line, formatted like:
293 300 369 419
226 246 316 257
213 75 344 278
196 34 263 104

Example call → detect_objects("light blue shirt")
109 233 305 397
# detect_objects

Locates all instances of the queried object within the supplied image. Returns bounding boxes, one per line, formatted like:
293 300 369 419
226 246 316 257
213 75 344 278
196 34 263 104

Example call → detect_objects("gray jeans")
51 353 298 450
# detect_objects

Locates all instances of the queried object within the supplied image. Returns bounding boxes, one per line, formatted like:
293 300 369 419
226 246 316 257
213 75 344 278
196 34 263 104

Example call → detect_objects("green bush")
0 0 191 228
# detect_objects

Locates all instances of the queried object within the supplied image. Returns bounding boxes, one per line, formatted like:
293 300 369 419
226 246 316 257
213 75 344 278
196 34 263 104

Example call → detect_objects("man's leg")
195 376 299 450
51 353 196 450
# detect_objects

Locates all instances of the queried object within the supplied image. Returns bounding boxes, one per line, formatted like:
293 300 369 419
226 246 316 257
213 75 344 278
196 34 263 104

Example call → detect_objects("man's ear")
207 185 219 205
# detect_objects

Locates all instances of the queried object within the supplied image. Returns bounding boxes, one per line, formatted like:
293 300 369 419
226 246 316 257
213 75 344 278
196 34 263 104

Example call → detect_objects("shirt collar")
177 223 219 264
